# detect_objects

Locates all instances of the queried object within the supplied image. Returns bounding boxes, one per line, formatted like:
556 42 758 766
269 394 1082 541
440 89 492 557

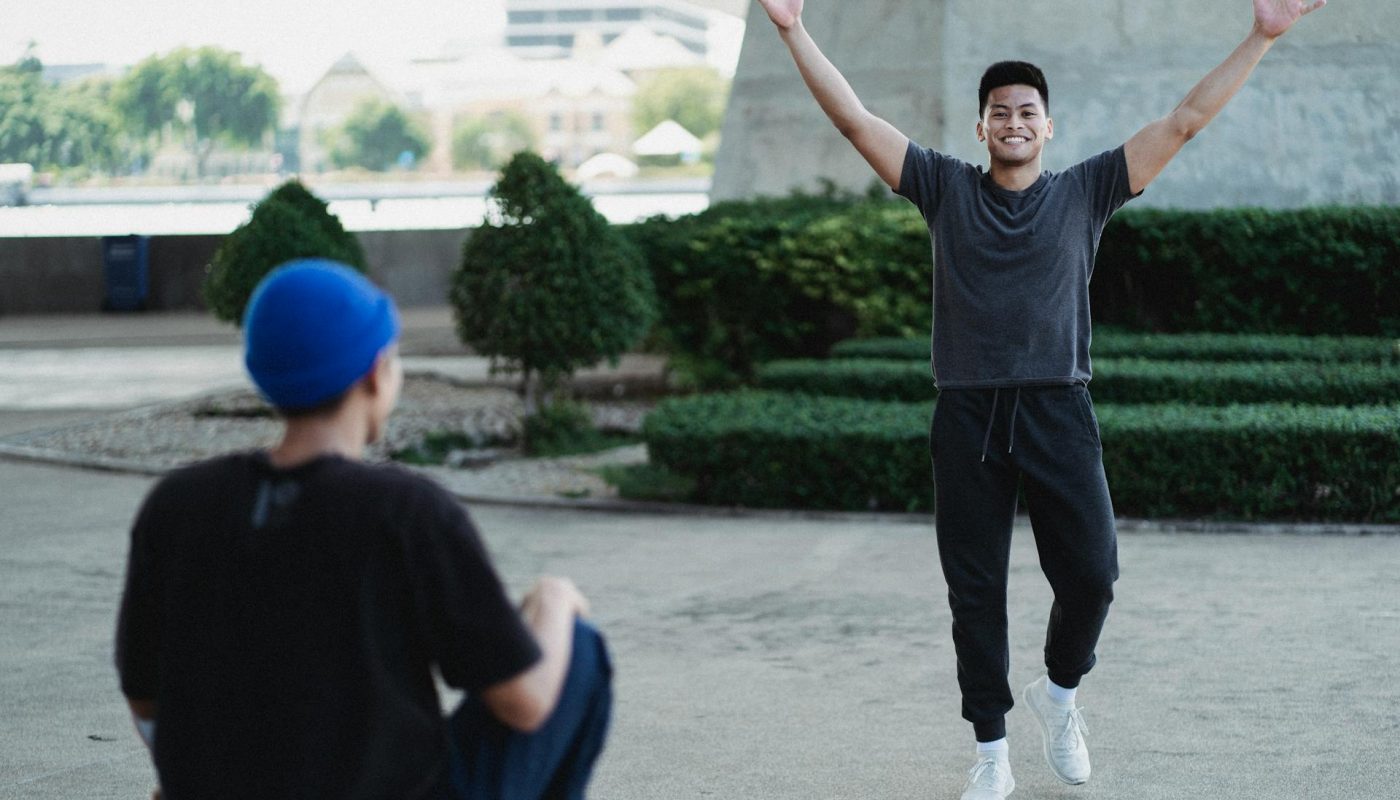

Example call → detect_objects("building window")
549 113 564 132
591 112 605 131
507 10 546 24
558 9 594 23
604 8 642 22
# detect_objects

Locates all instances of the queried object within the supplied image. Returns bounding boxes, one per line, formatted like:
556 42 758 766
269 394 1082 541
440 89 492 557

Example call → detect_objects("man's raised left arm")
1124 0 1326 195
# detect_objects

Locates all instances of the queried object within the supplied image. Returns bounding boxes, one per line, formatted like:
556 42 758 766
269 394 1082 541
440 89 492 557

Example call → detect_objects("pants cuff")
973 717 1007 743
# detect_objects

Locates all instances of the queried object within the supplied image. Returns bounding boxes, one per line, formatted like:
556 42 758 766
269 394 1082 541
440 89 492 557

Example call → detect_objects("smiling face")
977 84 1053 170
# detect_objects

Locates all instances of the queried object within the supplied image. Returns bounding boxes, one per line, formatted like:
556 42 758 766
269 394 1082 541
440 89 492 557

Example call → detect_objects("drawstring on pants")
980 389 999 463
1007 388 1021 455
979 387 1023 463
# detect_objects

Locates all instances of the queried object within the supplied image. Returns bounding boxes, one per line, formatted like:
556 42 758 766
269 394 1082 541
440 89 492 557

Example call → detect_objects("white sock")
1046 678 1077 707
977 738 1009 758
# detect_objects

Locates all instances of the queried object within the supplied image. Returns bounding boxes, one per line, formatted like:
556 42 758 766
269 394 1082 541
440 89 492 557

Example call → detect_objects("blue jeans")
446 619 613 800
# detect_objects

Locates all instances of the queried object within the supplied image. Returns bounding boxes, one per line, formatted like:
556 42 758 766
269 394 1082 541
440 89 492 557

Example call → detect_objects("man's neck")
988 159 1043 192
268 413 368 469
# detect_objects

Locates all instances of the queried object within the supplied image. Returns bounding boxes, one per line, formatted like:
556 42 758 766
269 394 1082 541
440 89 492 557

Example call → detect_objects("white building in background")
503 0 744 75
290 1 743 175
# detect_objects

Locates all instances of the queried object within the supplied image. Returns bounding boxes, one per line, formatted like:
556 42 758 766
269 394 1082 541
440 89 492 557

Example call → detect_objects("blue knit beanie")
243 259 400 411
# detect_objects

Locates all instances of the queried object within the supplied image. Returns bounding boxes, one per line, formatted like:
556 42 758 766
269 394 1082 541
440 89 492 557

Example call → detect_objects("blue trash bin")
103 235 150 311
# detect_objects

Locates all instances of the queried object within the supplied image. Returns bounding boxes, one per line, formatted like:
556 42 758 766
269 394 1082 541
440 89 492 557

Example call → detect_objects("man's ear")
1045 116 1054 140
976 119 986 142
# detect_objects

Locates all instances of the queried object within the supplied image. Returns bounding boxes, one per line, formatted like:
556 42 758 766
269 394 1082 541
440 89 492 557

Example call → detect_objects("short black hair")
979 61 1049 115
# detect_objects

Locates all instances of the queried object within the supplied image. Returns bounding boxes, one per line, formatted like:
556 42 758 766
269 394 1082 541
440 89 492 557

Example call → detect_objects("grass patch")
391 432 495 466
594 463 697 503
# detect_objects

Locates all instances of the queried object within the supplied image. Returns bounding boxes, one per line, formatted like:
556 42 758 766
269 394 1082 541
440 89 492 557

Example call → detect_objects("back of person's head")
242 259 400 416
979 61 1049 115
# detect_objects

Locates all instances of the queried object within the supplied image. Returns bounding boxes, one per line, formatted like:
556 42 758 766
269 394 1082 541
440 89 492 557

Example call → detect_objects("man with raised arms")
754 1 1326 797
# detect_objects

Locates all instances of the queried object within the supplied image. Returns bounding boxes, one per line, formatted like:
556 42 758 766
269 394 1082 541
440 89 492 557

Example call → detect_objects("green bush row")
643 391 1400 522
1093 207 1400 336
625 201 1400 384
622 194 932 387
644 391 934 512
755 358 1400 406
830 332 1400 364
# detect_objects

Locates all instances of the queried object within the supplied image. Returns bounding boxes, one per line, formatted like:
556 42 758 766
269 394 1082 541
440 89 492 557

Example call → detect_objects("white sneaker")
1023 676 1091 784
959 752 1014 800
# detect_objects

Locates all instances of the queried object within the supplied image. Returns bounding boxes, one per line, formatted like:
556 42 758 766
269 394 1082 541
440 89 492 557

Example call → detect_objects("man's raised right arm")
759 0 909 190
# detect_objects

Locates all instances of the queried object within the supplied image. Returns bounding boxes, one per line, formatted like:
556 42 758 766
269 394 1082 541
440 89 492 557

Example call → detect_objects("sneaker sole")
1024 682 1089 786
960 774 1015 800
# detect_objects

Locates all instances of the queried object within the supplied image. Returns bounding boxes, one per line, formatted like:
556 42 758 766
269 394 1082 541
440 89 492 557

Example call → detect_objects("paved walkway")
4 458 1399 799
2 311 1399 799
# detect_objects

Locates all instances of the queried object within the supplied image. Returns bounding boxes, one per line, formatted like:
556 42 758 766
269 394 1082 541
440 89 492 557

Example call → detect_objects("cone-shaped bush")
204 180 366 325
451 152 656 402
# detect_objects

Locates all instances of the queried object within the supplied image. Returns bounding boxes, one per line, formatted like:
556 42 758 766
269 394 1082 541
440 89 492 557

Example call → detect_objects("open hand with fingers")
1253 0 1327 39
757 0 803 29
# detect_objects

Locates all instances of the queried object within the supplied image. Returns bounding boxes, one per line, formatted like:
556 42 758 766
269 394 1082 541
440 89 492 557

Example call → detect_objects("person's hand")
522 576 591 619
757 0 803 30
1253 0 1326 39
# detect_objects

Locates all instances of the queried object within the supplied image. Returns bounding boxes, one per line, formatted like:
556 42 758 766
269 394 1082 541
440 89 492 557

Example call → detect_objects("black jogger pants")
931 383 1119 743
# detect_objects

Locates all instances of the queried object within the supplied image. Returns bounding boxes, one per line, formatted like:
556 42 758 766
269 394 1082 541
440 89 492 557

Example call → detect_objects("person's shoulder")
1059 145 1126 177
907 140 977 174
148 452 255 498
330 459 463 517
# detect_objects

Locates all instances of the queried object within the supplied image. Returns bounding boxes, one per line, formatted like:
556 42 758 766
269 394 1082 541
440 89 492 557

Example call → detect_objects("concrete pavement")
3 456 1400 799
3 309 1399 798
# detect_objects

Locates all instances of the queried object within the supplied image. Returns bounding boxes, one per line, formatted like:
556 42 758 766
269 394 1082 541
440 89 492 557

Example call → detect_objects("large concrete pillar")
712 1 944 201
714 0 1400 208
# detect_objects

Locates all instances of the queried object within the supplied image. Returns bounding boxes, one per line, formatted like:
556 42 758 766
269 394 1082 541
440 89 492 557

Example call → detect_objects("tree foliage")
631 67 729 140
327 98 431 171
450 152 657 410
0 51 130 173
204 180 366 325
452 111 535 172
112 47 280 177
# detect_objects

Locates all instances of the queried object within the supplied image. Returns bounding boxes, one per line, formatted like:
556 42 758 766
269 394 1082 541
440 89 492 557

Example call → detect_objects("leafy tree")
452 111 535 171
0 51 129 173
327 98 431 172
451 152 657 416
263 179 367 267
631 67 730 140
112 47 280 177
204 181 366 325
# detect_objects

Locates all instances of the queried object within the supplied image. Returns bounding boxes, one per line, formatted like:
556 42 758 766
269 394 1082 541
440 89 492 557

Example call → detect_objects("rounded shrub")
204 181 366 325
451 152 656 412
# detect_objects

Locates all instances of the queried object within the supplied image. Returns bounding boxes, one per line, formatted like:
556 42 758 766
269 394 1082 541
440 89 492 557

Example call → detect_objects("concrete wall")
0 229 471 316
712 0 944 200
713 0 1400 208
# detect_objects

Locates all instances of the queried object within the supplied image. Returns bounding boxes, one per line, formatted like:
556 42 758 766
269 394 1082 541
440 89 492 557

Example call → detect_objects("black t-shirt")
115 452 541 800
896 141 1140 388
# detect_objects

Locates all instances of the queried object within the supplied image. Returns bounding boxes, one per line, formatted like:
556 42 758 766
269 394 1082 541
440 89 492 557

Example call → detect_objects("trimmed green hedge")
1098 404 1400 521
644 391 934 512
757 358 935 402
756 358 1400 406
1093 207 1400 336
830 332 1400 364
627 202 1400 377
1091 359 1400 406
623 195 931 387
644 391 1400 521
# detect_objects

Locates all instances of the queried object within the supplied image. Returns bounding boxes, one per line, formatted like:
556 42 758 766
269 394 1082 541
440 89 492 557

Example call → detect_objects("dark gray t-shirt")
896 140 1139 388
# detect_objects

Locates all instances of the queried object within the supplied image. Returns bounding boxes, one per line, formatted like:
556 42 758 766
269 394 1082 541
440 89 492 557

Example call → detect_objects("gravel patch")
0 375 652 499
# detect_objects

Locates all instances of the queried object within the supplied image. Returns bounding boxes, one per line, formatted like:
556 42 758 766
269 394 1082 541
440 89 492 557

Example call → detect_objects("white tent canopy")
632 120 703 158
576 153 639 181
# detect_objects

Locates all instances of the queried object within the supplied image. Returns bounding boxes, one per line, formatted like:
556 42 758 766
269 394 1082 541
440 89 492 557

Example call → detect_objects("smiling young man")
755 1 1327 798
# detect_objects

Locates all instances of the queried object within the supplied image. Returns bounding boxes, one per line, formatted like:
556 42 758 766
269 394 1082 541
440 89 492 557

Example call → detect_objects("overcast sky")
5 0 510 93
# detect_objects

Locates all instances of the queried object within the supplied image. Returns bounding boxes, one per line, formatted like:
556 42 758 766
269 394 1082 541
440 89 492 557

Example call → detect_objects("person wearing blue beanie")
243 258 402 414
116 259 612 800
